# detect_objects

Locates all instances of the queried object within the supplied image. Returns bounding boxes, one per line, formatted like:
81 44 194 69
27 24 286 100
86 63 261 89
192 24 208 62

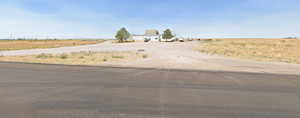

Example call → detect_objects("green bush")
115 27 130 43
142 54 148 58
112 55 124 59
36 53 52 59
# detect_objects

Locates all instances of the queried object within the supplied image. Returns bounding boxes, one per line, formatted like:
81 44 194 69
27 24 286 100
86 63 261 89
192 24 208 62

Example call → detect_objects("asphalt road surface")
0 62 300 118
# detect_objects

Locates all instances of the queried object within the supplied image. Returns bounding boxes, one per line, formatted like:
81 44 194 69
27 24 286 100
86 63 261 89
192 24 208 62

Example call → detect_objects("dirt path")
1 40 300 75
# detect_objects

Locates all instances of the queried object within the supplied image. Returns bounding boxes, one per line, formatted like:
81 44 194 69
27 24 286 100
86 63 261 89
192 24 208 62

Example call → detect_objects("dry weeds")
0 40 104 51
198 38 300 64
0 51 145 65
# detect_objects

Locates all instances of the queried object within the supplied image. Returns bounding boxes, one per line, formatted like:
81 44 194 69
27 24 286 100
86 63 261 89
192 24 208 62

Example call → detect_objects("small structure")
145 29 159 36
131 29 161 41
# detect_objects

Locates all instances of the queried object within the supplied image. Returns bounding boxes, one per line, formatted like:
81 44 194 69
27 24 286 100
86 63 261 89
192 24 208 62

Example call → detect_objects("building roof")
131 34 145 36
145 29 159 36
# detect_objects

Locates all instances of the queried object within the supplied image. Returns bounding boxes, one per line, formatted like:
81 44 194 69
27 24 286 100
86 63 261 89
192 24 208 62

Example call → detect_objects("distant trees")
162 29 174 39
115 27 130 43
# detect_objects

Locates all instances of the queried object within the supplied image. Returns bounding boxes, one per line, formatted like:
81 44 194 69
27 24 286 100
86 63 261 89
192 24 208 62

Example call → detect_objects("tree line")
115 27 174 42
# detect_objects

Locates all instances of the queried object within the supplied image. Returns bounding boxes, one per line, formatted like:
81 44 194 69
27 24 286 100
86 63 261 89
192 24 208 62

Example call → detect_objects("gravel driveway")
1 40 300 75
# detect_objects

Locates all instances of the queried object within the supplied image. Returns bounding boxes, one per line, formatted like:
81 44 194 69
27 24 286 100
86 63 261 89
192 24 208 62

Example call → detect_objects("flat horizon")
1 0 299 38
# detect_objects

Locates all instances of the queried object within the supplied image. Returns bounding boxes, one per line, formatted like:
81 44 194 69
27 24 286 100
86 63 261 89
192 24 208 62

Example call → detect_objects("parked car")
178 38 185 42
162 37 177 42
144 38 151 42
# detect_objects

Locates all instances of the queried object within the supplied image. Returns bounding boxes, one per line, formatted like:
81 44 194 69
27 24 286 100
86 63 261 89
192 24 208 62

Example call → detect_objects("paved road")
0 62 300 118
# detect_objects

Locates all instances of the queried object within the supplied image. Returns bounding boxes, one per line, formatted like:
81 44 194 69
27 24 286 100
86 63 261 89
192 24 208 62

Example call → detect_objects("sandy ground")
0 51 145 65
1 40 300 75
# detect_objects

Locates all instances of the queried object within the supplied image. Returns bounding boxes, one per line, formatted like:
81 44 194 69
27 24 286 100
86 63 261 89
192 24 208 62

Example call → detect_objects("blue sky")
0 0 300 38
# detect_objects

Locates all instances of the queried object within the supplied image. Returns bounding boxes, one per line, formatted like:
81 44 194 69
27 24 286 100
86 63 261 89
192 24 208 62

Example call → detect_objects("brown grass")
0 40 105 51
112 40 136 43
198 38 300 64
0 51 145 65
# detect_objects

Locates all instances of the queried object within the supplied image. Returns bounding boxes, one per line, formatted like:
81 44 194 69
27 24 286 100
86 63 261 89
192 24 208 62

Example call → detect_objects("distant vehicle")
161 37 177 42
144 37 179 42
144 38 151 42
188 38 194 41
178 38 185 42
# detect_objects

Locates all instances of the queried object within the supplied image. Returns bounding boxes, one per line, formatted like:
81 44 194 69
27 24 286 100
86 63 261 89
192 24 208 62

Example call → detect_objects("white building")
131 29 161 41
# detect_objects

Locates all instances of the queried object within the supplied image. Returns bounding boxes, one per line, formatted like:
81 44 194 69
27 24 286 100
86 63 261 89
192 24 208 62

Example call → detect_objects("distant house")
130 29 161 41
285 37 298 39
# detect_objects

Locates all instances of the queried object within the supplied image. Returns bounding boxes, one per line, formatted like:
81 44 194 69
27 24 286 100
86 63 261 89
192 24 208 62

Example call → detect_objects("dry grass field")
112 40 136 43
0 51 147 65
198 38 300 64
0 40 104 51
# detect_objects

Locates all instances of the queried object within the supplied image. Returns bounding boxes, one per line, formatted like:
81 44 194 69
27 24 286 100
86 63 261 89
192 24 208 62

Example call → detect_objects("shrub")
36 53 52 59
142 54 148 58
112 55 124 59
103 58 108 62
79 56 85 59
113 40 135 43
59 54 68 59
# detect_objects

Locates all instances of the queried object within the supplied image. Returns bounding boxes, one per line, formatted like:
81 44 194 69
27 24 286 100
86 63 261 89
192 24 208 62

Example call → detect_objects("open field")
0 40 105 51
1 41 300 75
0 51 147 65
112 40 136 43
198 38 300 64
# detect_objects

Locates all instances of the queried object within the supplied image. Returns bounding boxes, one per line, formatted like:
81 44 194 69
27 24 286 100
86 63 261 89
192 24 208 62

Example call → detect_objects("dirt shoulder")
0 51 147 66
